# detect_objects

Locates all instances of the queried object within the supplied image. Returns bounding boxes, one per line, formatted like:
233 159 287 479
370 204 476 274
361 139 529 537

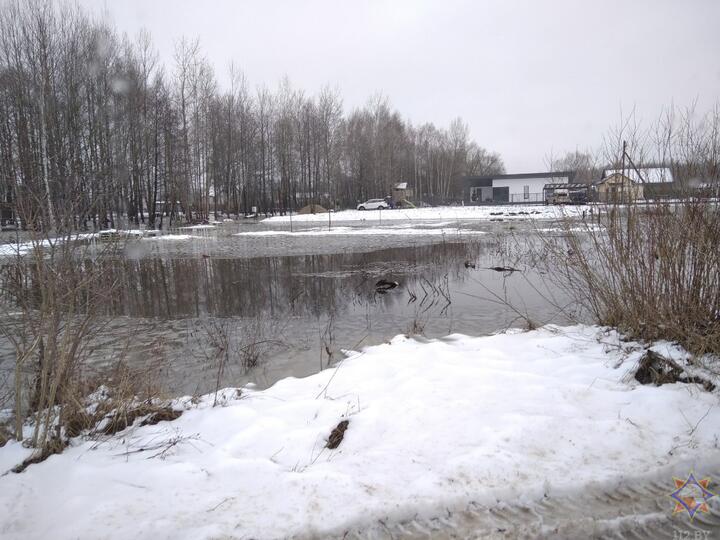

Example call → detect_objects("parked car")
546 192 571 205
357 198 389 210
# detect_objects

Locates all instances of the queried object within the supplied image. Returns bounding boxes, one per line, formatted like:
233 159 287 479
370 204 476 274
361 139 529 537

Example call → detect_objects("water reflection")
0 236 581 396
105 242 481 319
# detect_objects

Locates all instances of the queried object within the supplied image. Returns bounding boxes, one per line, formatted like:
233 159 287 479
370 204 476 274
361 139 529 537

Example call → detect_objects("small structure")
391 183 413 205
297 204 327 215
595 173 644 203
463 171 575 204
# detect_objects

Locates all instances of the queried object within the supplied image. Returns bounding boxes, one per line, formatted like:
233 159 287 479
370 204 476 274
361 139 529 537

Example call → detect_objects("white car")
357 199 389 210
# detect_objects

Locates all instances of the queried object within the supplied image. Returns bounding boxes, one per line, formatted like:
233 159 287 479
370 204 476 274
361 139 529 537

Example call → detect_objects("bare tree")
0 0 506 222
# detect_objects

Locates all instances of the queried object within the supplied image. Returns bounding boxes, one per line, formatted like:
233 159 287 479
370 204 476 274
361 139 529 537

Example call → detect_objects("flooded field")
0 217 583 397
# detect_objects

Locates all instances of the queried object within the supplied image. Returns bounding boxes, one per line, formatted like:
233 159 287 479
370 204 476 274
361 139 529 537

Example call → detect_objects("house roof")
465 171 575 183
393 182 408 190
601 167 673 184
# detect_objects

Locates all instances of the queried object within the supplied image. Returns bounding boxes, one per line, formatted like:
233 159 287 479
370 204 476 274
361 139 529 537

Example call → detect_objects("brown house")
595 173 644 203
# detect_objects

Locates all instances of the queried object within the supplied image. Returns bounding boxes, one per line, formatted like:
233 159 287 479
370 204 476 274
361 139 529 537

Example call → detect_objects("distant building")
601 166 673 184
595 173 644 202
600 166 674 199
463 171 574 204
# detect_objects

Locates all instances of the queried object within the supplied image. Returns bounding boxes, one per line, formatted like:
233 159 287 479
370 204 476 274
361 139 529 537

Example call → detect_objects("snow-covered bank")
179 224 217 230
262 204 592 224
234 226 487 237
0 229 148 257
0 229 213 257
142 234 204 241
1 325 718 539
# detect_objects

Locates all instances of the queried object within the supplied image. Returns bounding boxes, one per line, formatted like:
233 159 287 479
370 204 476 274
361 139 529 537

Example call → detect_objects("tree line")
0 0 504 230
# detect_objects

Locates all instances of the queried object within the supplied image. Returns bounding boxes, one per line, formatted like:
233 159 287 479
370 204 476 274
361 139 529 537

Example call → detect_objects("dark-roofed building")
462 171 575 205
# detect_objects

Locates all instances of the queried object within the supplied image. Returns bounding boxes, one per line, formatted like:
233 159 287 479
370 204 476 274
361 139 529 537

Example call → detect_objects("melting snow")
262 205 592 224
0 325 718 539
234 226 487 237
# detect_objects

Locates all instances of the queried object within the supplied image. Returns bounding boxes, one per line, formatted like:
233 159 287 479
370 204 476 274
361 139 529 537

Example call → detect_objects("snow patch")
262 205 591 224
1 325 718 539
179 224 217 230
143 234 199 241
234 226 486 237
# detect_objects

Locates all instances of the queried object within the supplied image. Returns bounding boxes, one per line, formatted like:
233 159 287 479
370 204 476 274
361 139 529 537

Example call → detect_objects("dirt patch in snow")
326 419 350 449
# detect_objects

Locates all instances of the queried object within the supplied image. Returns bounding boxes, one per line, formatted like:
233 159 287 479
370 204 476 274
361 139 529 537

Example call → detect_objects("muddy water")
0 221 582 397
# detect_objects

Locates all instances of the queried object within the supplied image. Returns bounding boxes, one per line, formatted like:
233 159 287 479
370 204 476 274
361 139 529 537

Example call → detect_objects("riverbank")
1 324 718 539
262 204 592 224
234 225 488 237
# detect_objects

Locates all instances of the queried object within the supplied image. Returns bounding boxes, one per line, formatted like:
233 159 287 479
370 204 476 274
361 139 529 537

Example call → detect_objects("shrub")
548 198 720 356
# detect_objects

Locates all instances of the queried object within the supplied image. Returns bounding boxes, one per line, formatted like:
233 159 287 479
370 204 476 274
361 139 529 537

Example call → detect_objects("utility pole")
621 140 626 204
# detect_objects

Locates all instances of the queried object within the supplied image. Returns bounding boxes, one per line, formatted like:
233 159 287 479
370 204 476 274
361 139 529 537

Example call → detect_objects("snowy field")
1 325 718 539
143 233 206 241
234 225 487 237
0 204 601 255
262 204 593 224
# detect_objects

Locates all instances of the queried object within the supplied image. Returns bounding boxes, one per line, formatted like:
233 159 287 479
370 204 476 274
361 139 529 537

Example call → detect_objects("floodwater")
0 218 583 397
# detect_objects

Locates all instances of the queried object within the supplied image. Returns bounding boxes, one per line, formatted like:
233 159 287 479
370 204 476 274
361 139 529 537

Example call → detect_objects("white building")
463 172 573 204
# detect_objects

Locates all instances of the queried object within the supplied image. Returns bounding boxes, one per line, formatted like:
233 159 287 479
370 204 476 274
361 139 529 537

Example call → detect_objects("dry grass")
78 361 177 437
12 436 67 473
62 398 181 439
9 360 180 472
195 317 286 405
0 423 11 448
101 405 182 436
546 198 720 357
634 350 715 391
406 317 426 337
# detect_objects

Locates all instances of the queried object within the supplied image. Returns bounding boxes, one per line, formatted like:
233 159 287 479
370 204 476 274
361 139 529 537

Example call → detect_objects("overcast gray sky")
79 0 720 172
